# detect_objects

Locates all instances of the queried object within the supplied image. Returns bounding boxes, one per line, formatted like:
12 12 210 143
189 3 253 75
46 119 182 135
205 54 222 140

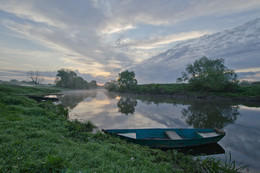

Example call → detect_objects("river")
60 89 260 173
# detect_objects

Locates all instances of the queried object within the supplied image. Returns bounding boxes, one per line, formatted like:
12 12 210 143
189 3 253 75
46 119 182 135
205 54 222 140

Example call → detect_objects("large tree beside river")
118 70 137 91
105 70 137 92
177 56 239 92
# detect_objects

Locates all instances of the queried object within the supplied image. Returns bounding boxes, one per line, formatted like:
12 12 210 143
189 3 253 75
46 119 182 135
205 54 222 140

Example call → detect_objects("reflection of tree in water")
181 100 239 129
103 90 117 99
117 97 137 115
60 90 97 109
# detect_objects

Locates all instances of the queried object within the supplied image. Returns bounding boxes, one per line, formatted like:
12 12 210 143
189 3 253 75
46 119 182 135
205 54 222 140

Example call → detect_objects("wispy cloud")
235 67 260 73
101 24 136 35
116 31 211 50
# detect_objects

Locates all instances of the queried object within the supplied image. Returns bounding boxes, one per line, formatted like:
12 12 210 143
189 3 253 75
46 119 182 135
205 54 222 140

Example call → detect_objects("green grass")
0 83 60 96
237 85 260 96
0 84 247 172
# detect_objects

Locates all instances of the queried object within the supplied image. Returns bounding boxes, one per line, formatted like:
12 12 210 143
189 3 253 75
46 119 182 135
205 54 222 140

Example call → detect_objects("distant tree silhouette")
27 71 44 85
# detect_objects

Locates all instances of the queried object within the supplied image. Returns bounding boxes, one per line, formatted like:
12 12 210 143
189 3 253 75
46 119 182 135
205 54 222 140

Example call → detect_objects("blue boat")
103 128 226 148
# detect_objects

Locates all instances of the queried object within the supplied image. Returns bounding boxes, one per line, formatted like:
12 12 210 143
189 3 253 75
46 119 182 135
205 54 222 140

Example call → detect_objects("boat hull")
103 128 225 148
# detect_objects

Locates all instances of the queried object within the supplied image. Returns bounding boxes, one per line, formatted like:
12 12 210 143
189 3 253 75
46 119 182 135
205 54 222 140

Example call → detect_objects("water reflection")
117 97 137 115
61 90 240 129
61 89 260 172
172 143 225 156
61 90 97 109
117 94 240 129
104 91 117 99
181 101 239 129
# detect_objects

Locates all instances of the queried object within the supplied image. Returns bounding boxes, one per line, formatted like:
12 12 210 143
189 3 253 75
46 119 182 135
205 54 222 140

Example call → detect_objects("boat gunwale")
113 134 225 141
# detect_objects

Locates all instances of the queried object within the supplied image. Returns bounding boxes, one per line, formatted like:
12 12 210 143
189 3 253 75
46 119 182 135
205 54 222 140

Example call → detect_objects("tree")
27 71 44 85
71 76 89 89
55 69 89 89
55 69 77 88
104 80 118 91
118 70 137 91
177 56 238 92
89 80 98 89
9 79 19 84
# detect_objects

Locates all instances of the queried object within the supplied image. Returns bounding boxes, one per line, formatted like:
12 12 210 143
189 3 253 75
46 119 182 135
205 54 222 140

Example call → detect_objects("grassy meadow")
0 84 246 172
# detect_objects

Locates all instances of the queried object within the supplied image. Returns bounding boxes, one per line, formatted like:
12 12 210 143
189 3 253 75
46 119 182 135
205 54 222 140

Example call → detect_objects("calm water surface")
60 89 260 173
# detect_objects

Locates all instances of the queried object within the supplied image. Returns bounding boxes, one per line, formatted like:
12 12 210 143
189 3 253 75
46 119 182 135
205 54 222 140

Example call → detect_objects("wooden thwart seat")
165 131 182 140
118 132 136 139
196 132 219 138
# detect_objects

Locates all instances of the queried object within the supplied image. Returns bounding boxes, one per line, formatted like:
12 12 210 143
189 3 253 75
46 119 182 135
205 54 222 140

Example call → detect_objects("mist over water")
60 89 260 172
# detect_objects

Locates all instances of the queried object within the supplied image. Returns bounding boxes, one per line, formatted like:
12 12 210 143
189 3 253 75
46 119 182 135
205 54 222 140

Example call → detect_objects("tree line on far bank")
24 69 97 89
105 56 260 96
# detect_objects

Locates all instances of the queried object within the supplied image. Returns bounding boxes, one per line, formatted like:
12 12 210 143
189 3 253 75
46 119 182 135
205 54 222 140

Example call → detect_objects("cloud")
99 0 260 26
0 45 69 70
101 24 136 35
0 0 106 29
1 16 132 78
235 67 260 73
116 30 211 50
0 1 134 79
0 0 260 83
237 71 260 81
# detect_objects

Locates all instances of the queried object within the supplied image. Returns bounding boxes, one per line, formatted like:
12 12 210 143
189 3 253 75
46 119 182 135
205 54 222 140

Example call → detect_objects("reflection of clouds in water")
121 112 168 129
71 99 110 115
70 103 171 129
61 90 98 109
219 107 260 172
221 124 260 172
68 90 239 129
135 101 188 128
239 105 260 111
225 125 260 159
66 89 260 172
68 90 187 129
235 106 260 130
69 96 119 122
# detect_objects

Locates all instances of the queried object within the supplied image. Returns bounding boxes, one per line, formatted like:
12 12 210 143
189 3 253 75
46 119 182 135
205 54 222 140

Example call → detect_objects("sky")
0 0 260 84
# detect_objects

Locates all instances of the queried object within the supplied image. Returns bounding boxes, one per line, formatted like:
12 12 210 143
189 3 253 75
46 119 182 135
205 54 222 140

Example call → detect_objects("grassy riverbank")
120 83 260 100
0 84 246 172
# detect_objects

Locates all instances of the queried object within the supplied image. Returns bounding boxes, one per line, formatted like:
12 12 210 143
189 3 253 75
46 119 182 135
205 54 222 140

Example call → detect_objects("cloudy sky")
0 0 260 83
